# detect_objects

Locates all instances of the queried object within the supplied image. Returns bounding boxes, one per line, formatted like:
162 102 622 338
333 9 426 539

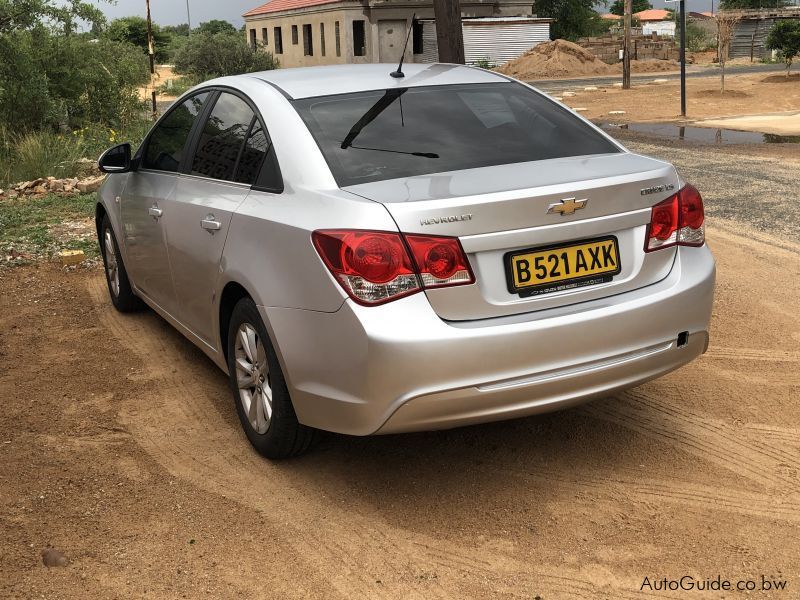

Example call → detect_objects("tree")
715 13 741 93
0 0 105 34
173 32 278 79
766 20 800 76
105 16 170 63
432 0 465 63
609 0 650 16
197 20 237 36
534 0 603 41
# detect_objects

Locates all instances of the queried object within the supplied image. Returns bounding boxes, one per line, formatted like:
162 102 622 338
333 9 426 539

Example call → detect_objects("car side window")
233 118 282 192
191 93 254 182
143 92 209 172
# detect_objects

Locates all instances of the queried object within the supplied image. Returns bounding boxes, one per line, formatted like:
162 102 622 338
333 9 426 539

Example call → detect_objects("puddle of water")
600 122 800 144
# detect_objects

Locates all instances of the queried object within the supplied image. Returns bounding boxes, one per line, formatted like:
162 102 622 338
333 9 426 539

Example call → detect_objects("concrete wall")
578 34 679 64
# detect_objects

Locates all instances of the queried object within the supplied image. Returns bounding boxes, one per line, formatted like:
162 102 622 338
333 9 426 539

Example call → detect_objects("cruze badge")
420 214 473 226
548 198 588 216
641 184 675 196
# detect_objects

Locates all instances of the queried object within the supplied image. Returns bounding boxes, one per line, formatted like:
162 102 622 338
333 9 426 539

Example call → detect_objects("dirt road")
2 152 800 597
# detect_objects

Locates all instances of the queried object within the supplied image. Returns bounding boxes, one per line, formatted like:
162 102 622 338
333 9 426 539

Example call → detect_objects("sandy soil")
557 72 800 123
695 112 800 136
2 220 800 596
138 65 178 102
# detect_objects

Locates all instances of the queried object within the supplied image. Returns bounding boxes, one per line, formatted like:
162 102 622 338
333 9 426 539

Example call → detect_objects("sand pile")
497 39 617 79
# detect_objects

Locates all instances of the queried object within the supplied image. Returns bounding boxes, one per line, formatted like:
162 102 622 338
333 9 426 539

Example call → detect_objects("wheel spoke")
235 356 252 374
239 326 255 362
263 394 273 421
104 234 115 259
247 390 259 426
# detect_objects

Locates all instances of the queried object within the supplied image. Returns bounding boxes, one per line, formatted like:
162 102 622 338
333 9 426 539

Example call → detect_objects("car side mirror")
98 143 133 174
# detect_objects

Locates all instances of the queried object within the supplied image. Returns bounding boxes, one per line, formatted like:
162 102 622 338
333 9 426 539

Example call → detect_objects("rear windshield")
292 82 620 187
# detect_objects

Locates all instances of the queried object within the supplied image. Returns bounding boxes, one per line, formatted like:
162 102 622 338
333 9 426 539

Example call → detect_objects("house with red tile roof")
242 0 551 68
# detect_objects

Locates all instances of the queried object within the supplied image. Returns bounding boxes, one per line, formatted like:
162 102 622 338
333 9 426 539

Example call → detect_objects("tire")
100 214 143 313
226 298 318 459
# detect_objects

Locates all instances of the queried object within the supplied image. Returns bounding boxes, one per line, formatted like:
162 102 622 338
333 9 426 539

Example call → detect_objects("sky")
84 0 721 28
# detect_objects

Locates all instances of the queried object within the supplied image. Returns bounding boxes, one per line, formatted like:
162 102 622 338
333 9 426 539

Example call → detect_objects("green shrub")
0 31 149 131
174 32 279 79
766 20 800 75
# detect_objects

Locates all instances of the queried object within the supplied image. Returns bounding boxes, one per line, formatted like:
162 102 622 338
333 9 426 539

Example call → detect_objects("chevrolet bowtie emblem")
547 198 588 216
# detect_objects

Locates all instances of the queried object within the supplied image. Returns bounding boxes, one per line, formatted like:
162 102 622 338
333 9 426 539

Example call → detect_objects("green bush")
766 20 800 75
104 16 171 63
0 31 149 131
174 32 279 79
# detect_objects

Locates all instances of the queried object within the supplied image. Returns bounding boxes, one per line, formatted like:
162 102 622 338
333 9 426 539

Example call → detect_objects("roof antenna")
390 14 415 78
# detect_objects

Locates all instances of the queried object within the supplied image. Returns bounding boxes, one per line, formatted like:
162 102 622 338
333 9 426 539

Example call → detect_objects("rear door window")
191 93 255 182
292 82 620 187
143 92 209 172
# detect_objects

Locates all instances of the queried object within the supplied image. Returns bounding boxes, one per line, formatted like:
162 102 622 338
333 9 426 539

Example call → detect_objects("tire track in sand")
87 276 684 600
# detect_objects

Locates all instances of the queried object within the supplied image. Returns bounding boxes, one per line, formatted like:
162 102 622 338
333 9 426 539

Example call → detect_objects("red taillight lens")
646 194 679 251
645 184 705 252
312 230 474 305
677 184 705 246
405 234 475 288
312 230 419 305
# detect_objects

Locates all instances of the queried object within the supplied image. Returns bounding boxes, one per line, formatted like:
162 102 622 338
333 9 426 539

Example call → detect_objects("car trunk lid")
344 152 681 321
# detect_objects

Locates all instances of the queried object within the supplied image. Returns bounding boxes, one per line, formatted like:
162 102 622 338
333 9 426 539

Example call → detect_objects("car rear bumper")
262 245 715 436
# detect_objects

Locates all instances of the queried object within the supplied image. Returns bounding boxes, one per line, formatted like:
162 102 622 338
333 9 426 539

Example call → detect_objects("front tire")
226 298 317 459
100 215 143 313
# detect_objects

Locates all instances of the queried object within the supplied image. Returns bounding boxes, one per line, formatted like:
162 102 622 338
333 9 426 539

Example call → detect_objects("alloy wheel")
104 229 120 298
234 323 273 434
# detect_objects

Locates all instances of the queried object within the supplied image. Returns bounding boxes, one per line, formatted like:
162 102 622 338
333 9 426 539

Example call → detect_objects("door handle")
148 206 163 218
201 215 221 232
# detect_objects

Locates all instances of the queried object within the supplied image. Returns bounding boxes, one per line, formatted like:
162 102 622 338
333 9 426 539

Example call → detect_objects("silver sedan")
96 63 715 458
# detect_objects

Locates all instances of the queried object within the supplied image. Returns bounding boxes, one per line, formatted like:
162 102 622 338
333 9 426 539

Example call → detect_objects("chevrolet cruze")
95 63 715 458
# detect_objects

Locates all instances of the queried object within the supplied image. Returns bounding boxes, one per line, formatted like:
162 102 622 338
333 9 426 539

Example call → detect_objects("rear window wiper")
341 88 407 150
347 144 438 159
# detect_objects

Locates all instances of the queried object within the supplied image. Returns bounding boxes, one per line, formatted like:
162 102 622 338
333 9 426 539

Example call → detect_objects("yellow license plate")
506 237 621 296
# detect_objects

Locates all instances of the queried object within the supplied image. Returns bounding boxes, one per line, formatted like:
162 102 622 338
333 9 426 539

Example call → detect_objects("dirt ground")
2 141 800 598
558 72 800 123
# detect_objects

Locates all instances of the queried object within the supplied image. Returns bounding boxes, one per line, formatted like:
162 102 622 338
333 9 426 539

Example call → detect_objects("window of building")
249 28 257 49
320 23 326 57
335 21 341 57
302 23 313 56
291 24 298 45
261 28 268 45
352 20 366 57
274 27 283 54
190 93 254 182
412 19 423 54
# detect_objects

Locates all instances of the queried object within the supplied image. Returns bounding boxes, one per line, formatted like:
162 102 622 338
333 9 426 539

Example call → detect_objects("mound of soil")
497 39 617 79
695 89 752 98
761 73 800 84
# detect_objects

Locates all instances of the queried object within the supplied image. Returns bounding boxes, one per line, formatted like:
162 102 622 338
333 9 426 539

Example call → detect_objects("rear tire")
226 298 317 459
100 215 143 313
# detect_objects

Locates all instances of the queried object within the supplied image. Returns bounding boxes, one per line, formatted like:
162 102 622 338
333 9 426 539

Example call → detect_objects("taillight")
645 184 705 252
404 234 475 288
677 184 705 247
312 230 474 305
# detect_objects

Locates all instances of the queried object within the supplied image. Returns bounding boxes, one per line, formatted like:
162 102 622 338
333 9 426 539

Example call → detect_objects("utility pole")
680 0 687 116
432 0 465 64
623 0 632 89
145 0 157 119
186 0 192 32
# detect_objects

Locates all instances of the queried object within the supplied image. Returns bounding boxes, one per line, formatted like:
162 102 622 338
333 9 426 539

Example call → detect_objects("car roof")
240 63 509 100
